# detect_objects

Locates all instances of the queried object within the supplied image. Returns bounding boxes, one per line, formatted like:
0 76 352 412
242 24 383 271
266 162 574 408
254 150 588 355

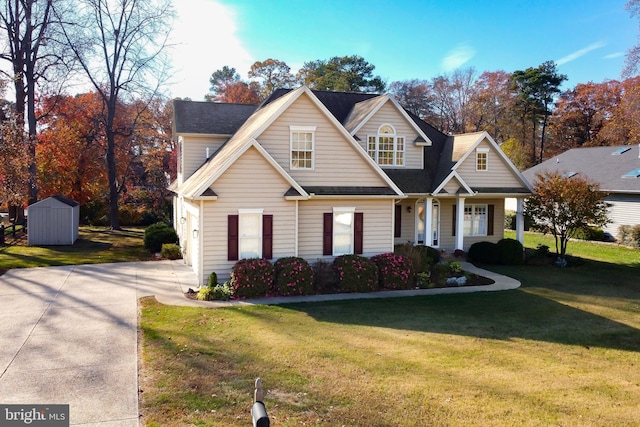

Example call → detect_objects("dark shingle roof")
173 100 257 135
52 195 79 207
523 145 640 194
382 169 432 194
302 186 397 196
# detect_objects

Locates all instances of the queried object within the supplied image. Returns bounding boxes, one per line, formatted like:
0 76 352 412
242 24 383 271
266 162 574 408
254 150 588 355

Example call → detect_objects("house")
523 145 640 237
27 195 80 245
170 86 532 283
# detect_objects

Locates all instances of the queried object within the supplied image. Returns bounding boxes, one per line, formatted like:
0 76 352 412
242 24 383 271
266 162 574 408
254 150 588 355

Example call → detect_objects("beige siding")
200 146 297 281
456 139 522 187
438 198 505 251
355 102 424 169
182 135 228 180
394 201 416 245
443 178 461 194
258 93 389 187
298 198 394 262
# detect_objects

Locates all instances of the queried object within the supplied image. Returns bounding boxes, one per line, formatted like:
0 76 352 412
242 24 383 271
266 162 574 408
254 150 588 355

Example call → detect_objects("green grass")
139 234 640 426
0 226 153 274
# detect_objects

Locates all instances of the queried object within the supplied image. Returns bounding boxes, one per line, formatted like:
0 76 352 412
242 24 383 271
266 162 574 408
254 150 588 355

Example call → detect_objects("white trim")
349 95 433 146
289 126 315 170
238 208 264 214
432 170 476 196
333 207 356 213
464 203 488 236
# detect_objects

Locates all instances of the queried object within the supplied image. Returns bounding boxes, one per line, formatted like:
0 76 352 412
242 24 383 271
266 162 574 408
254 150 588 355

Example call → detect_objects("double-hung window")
332 207 355 256
464 204 487 236
367 124 404 167
290 126 315 170
238 209 263 259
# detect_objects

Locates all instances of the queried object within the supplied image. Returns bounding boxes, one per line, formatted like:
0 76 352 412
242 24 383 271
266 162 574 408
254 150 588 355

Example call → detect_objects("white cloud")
556 42 606 66
169 0 254 100
441 44 475 71
603 52 625 59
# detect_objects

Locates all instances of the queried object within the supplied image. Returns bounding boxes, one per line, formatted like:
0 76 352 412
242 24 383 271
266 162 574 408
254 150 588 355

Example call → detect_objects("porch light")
406 206 412 213
192 229 199 239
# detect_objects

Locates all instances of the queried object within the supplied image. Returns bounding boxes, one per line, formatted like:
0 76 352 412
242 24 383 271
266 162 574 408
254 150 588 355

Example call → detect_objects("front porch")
394 197 526 251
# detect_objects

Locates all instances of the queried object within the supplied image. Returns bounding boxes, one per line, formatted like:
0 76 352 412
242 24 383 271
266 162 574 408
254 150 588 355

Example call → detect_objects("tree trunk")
106 100 121 230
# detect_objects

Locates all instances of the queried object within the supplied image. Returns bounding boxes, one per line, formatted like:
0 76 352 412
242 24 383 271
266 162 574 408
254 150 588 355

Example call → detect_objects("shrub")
448 260 463 274
468 241 500 264
197 282 233 301
312 260 339 294
394 244 439 273
230 258 274 298
432 263 453 287
208 272 218 287
535 244 550 257
144 222 178 253
371 253 415 290
274 257 313 296
160 243 182 259
453 249 465 258
574 226 605 241
416 272 432 289
497 238 524 265
333 254 378 293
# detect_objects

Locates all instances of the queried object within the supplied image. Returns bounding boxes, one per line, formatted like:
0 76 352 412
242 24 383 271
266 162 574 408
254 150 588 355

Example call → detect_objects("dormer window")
367 124 404 167
476 148 489 171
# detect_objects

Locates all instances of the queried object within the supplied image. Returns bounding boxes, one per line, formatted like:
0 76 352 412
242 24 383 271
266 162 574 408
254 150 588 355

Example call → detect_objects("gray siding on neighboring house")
604 194 640 236
27 196 79 245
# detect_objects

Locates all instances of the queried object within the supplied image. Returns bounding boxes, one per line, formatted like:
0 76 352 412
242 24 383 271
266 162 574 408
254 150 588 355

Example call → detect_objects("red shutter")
394 205 402 238
262 215 273 259
487 205 495 236
228 215 239 261
452 204 456 237
354 212 364 254
323 213 333 255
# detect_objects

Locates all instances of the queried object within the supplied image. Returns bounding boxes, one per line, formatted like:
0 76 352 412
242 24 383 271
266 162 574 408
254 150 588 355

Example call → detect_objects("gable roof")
174 86 403 199
523 145 640 194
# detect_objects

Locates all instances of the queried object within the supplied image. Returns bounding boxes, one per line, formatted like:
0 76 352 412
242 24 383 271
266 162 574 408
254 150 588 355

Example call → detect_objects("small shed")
28 195 80 245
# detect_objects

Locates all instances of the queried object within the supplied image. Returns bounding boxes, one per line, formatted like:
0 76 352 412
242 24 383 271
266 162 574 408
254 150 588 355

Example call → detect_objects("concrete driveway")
0 261 198 427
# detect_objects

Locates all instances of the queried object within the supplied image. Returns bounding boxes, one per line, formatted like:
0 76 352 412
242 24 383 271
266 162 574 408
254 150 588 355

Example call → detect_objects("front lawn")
139 234 640 426
0 226 153 274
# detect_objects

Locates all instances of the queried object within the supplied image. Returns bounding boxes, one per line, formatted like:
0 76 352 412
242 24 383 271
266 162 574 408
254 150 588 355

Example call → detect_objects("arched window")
367 124 404 166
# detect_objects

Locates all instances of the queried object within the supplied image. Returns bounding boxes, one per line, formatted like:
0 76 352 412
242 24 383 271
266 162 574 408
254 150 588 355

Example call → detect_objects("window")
476 148 488 171
464 204 487 236
290 126 315 169
367 124 404 167
228 211 273 261
323 209 363 256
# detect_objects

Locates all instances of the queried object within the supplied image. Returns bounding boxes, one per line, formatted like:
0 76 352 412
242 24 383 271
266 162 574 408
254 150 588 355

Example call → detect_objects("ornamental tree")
525 171 609 257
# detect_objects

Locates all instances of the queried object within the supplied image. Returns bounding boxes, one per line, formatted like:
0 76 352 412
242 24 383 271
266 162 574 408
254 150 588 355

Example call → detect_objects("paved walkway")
0 260 519 426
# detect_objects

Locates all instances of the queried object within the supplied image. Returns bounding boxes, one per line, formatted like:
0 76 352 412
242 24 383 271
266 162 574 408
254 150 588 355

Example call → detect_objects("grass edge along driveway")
139 234 640 426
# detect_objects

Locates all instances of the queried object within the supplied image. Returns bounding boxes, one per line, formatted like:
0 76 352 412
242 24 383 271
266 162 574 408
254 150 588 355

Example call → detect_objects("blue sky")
170 0 638 100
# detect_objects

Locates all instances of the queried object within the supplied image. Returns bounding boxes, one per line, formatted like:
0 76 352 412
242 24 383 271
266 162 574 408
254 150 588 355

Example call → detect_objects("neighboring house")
523 145 640 237
170 86 532 283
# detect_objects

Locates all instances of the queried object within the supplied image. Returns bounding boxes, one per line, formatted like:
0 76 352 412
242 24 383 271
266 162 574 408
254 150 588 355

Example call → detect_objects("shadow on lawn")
283 288 640 353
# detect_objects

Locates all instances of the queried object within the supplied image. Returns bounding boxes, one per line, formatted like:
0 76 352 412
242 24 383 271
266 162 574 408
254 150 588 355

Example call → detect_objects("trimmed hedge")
468 241 500 264
371 253 415 290
274 257 313 296
144 222 177 253
496 238 524 265
160 243 182 259
333 254 378 293
230 258 274 298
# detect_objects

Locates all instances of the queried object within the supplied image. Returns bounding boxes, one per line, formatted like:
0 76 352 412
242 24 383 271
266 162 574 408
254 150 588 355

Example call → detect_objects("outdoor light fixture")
192 229 199 239
406 206 412 213
179 216 186 224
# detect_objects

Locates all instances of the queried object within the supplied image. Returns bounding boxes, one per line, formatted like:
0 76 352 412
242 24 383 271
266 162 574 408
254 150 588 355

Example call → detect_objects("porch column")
455 197 465 250
516 198 525 246
424 198 433 246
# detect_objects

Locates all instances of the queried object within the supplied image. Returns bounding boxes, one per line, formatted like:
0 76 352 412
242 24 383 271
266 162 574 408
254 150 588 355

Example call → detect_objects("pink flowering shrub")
333 254 378 293
274 257 313 296
230 258 274 298
371 253 415 290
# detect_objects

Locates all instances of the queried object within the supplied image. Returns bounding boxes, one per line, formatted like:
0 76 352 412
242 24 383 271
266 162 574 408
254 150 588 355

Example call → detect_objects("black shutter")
354 212 364 254
262 215 273 259
487 205 495 236
323 213 333 255
394 205 402 238
228 215 239 261
452 204 456 237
